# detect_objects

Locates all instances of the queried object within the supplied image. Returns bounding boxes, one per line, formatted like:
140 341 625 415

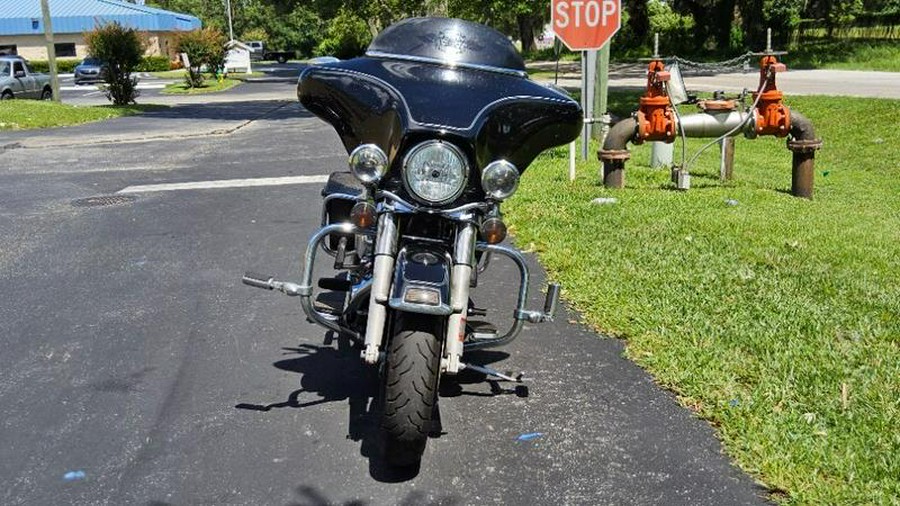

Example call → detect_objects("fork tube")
444 223 477 374
362 212 398 364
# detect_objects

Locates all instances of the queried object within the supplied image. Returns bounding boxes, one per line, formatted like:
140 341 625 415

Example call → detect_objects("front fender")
388 245 452 316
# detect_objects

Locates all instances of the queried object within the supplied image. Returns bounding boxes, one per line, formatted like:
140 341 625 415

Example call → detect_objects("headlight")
481 160 519 200
403 141 468 205
348 144 388 185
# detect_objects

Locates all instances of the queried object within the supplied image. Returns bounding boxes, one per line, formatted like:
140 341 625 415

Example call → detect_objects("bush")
84 22 145 105
135 55 171 72
648 0 696 54
28 59 79 73
315 8 370 59
176 28 226 88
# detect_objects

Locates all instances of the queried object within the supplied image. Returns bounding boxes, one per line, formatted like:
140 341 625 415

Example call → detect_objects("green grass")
0 101 164 130
161 77 243 95
791 38 900 72
150 70 264 80
504 94 900 504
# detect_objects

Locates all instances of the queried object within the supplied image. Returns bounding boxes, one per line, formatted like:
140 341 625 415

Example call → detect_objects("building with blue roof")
0 0 201 61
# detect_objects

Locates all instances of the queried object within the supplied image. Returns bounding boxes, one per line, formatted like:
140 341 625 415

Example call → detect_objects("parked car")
0 56 52 100
245 41 296 64
74 57 107 85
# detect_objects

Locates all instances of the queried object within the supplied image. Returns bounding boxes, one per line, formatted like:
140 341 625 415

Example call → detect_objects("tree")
84 22 145 105
176 28 226 88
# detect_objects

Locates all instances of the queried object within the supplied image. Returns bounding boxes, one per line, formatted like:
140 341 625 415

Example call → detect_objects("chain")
666 52 755 73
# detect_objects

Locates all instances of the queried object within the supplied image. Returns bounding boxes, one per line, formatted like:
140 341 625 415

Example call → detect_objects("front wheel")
379 313 443 467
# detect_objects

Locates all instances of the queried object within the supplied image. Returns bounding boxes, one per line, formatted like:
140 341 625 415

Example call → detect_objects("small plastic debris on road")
517 432 544 441
725 199 739 206
63 471 86 482
591 197 618 205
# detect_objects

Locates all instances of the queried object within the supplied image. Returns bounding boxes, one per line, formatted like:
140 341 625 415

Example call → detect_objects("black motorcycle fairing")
298 57 582 173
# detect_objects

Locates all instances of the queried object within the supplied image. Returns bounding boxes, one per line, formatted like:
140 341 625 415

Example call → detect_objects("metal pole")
592 42 610 144
582 50 597 160
580 51 587 160
40 0 60 103
719 137 735 181
226 0 234 41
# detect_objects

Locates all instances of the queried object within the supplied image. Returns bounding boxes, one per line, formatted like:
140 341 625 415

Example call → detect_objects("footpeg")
241 272 303 296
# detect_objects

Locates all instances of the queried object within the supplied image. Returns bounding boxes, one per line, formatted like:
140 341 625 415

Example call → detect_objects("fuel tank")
298 17 582 173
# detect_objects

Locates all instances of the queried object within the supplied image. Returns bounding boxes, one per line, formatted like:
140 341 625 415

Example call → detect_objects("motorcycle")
243 17 582 467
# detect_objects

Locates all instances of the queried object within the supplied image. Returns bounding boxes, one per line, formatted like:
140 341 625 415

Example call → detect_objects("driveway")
0 97 770 504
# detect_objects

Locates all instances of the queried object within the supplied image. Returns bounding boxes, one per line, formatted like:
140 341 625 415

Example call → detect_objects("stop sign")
551 0 621 51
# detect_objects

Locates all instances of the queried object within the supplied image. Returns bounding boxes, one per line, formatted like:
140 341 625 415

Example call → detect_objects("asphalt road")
3 81 771 505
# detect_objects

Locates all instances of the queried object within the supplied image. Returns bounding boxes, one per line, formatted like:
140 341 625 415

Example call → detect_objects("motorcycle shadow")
233 336 523 482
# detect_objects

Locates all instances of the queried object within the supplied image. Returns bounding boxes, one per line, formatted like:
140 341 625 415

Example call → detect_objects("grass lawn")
150 70 264 80
791 38 900 72
505 93 900 504
0 100 164 130
161 77 243 95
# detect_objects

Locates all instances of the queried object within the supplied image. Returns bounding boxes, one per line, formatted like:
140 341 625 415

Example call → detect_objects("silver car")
0 56 53 100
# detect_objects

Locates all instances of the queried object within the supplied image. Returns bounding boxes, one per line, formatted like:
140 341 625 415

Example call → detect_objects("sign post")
551 0 621 173
40 0 60 103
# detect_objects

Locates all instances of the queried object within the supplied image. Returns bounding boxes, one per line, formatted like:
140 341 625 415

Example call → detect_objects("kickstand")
429 398 443 437
461 363 524 383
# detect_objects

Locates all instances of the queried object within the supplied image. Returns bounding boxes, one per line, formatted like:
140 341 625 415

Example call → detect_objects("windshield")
82 58 102 66
0 61 9 77
367 17 525 74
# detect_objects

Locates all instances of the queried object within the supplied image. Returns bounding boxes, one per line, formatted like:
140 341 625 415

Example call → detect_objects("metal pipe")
464 243 532 351
297 223 374 343
598 117 638 188
677 111 754 138
787 110 823 199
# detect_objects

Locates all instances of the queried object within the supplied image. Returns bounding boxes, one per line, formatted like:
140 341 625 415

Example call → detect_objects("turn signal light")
480 217 507 244
350 201 376 228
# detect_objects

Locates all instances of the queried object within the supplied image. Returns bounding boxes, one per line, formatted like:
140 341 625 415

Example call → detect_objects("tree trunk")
626 0 649 49
517 15 535 54
713 0 737 51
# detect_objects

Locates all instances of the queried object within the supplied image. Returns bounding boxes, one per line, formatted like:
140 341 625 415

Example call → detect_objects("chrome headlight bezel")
481 160 519 200
402 140 469 206
348 144 388 185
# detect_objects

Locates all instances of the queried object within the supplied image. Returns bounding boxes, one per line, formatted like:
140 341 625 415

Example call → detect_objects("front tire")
380 313 443 467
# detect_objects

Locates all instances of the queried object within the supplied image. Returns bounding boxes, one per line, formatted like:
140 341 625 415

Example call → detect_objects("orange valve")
636 59 676 143
753 55 791 137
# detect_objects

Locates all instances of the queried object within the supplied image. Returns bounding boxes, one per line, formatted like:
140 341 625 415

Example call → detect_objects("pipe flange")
699 100 737 112
598 149 631 162
787 138 823 153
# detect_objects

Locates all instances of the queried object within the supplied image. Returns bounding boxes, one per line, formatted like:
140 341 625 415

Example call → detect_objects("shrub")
648 0 696 54
315 8 370 59
176 28 226 88
28 59 80 73
84 22 145 105
135 55 170 72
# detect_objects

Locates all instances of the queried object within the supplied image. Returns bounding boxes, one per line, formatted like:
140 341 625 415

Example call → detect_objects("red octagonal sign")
551 0 621 51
